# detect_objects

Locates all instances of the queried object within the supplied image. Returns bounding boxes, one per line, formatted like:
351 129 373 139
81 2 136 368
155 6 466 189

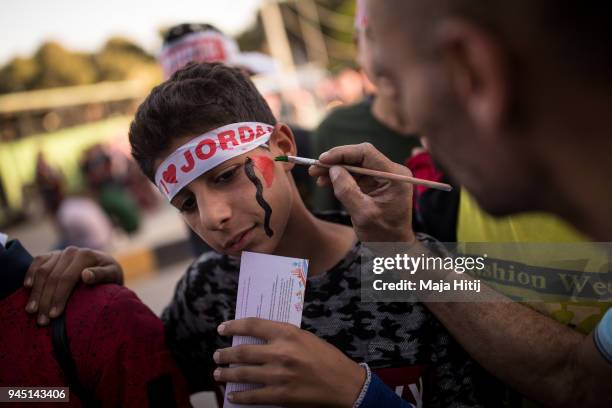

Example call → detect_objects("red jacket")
405 151 460 242
0 282 191 407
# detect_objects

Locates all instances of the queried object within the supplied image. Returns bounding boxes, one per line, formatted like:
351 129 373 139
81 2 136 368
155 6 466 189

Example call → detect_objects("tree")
235 0 357 70
94 37 157 81
33 42 98 89
0 38 160 94
0 57 39 93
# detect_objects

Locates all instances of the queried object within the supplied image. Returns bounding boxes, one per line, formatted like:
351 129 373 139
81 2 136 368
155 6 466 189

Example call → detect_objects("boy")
128 62 482 407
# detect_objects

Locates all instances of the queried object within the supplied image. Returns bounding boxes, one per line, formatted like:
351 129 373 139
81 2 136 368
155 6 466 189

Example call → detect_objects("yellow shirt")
457 191 610 334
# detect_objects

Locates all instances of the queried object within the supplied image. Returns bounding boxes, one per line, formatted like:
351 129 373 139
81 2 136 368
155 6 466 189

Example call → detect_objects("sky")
0 0 263 64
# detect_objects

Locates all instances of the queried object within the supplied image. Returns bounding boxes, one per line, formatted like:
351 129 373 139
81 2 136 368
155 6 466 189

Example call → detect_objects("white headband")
154 122 274 201
159 31 236 79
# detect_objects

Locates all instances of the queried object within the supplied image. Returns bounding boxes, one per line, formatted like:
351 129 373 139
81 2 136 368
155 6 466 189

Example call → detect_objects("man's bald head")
381 0 612 84
365 0 612 224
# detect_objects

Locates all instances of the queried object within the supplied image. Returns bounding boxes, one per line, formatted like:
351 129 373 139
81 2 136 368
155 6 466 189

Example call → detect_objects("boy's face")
155 125 296 257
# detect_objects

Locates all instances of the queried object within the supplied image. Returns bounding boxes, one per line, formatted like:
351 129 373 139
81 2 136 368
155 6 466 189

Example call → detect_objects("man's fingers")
319 143 396 173
308 164 328 178
328 166 371 217
24 253 54 288
214 365 273 385
81 264 121 285
218 318 292 341
317 176 331 187
45 253 106 317
319 143 371 166
42 257 119 319
47 276 77 318
73 249 124 285
226 386 284 406
26 247 124 322
36 250 77 325
25 252 61 314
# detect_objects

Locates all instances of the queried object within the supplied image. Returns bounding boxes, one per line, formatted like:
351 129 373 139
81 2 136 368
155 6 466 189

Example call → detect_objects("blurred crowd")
34 143 158 251
21 22 375 254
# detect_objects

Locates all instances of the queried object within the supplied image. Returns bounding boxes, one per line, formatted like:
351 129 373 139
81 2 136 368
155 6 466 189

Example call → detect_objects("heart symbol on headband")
163 164 178 184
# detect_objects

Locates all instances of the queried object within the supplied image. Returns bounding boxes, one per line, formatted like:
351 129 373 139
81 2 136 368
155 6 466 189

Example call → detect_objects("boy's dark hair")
129 62 277 181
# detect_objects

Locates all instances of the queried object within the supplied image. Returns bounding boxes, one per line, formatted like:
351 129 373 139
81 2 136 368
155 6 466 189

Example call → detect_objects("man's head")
129 63 299 256
366 0 612 216
355 0 409 133
160 23 276 79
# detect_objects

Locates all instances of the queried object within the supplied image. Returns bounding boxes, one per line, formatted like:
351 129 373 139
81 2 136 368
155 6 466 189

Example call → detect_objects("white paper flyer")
224 251 309 408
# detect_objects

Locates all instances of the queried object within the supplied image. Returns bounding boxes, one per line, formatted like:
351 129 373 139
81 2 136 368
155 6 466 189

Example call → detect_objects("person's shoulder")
318 100 371 128
313 99 375 153
64 283 190 396
67 284 155 323
65 284 165 354
67 283 130 307
192 250 233 269
163 251 238 322
182 250 238 288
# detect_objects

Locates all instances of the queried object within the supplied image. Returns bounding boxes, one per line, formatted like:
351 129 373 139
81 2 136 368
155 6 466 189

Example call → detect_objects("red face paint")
250 155 275 188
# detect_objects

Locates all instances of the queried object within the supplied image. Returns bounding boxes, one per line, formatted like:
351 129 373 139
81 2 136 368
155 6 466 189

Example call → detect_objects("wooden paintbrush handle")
315 161 452 192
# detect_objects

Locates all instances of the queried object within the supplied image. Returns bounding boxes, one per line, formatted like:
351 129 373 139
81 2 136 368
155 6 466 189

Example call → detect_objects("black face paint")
245 157 274 237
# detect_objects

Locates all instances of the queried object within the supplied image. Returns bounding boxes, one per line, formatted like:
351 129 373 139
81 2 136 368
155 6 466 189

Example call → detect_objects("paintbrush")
275 155 453 192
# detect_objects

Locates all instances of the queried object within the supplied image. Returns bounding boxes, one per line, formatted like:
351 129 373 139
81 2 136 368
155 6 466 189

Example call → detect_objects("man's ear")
269 123 297 170
435 19 513 137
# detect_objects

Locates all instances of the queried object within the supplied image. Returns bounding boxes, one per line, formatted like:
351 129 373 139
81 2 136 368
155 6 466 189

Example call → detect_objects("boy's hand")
24 246 124 326
309 143 416 243
214 318 366 408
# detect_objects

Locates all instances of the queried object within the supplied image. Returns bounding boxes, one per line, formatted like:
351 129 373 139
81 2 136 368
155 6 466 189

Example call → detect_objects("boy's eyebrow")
170 190 187 207
169 161 242 207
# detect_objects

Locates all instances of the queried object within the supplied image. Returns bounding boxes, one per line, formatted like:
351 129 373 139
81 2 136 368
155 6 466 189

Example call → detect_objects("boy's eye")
179 196 197 213
214 168 237 184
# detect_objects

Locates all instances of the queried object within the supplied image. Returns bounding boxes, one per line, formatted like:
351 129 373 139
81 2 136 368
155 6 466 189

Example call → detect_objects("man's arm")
425 289 609 407
314 143 612 408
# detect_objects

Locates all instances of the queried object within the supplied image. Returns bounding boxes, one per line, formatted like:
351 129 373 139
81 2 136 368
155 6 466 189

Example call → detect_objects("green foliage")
0 57 38 93
0 37 158 94
33 42 98 88
95 37 157 81
235 0 357 70
237 14 267 52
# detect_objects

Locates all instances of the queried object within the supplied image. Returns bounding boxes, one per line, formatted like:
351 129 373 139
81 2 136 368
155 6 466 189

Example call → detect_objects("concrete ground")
127 259 189 316
4 201 189 257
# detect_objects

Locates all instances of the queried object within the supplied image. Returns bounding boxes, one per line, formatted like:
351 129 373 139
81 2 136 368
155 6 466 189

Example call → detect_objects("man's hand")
24 246 123 325
214 318 366 408
309 143 415 243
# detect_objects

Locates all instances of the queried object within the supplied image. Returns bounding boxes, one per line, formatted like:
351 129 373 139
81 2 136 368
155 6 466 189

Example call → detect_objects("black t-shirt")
162 212 483 407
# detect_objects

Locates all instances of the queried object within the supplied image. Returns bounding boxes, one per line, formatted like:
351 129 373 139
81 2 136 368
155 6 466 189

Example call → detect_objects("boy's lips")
224 225 256 251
